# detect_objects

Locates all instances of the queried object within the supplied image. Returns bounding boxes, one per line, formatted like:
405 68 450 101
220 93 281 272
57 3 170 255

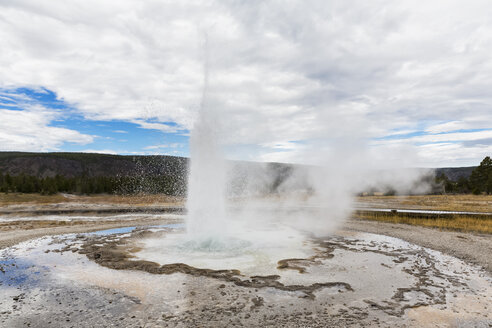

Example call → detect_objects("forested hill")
0 152 294 195
0 152 189 195
0 152 484 195
0 152 187 178
0 152 476 181
435 167 475 181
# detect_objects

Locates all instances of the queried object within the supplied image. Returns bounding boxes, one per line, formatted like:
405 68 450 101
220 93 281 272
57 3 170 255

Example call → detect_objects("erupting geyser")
186 49 227 241
186 106 227 240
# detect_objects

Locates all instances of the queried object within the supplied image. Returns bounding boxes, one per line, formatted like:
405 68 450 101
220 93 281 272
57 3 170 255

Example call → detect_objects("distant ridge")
0 152 188 178
0 151 482 196
0 152 474 181
0 152 292 195
435 167 475 181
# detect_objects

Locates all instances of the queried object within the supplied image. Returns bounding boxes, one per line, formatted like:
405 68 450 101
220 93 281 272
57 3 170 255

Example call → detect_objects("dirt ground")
344 218 492 273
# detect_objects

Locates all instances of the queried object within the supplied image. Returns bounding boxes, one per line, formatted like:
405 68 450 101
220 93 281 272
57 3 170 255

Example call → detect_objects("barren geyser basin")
0 214 490 328
0 111 491 327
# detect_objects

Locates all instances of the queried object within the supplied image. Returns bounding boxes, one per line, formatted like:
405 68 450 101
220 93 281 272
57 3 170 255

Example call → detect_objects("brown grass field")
0 193 184 206
0 219 89 231
354 211 492 234
356 194 492 234
356 194 492 213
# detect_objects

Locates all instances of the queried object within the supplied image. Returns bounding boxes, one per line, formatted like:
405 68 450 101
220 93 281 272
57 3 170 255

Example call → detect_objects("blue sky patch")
0 87 190 156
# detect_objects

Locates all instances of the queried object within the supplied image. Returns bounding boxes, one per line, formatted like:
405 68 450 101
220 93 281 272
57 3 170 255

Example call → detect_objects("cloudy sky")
1 0 491 167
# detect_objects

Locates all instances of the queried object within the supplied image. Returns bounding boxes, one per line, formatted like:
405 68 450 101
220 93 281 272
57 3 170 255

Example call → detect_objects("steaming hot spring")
1 208 490 327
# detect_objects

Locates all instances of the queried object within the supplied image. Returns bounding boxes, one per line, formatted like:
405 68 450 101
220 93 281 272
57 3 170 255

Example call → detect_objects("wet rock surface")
0 226 490 327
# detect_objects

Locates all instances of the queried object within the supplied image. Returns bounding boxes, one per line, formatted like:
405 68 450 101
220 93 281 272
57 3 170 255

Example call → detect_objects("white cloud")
80 149 118 155
0 107 93 151
425 121 470 134
426 121 492 134
144 143 183 150
260 141 302 151
372 130 492 146
131 119 181 133
417 143 492 167
414 130 492 144
0 0 491 166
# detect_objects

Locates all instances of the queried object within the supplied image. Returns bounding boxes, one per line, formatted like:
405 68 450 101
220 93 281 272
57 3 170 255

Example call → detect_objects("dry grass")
0 193 184 206
2 193 491 233
355 212 492 234
0 219 90 231
357 194 492 213
3 193 490 211
0 193 68 205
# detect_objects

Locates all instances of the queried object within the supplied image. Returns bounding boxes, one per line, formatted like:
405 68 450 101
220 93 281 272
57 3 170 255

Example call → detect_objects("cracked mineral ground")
0 217 490 328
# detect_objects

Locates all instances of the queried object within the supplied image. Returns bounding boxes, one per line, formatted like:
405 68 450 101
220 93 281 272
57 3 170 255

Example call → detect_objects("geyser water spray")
184 36 433 244
186 38 227 240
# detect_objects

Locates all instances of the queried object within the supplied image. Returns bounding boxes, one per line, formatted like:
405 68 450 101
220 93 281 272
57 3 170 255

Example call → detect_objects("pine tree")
469 156 492 194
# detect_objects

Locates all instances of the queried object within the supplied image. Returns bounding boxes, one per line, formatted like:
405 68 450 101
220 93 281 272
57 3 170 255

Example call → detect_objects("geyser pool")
134 221 315 276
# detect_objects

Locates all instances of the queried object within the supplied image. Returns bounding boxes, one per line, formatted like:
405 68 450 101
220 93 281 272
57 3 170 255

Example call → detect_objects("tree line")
0 173 186 196
436 156 492 194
